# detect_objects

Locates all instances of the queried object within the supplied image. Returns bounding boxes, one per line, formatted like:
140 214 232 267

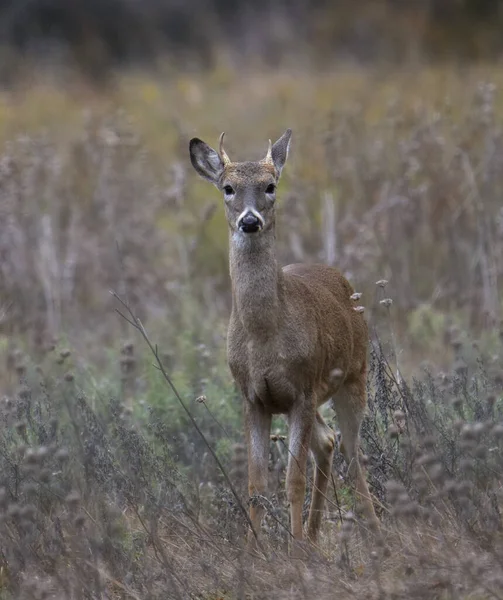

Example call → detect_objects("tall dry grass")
1 66 501 360
0 65 502 598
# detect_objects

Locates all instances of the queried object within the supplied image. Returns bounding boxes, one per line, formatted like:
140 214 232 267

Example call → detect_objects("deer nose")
238 211 262 233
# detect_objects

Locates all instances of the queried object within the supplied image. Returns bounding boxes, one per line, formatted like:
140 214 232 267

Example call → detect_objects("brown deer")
189 129 379 553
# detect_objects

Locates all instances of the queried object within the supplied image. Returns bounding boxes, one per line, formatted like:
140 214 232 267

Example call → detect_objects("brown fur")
189 130 379 555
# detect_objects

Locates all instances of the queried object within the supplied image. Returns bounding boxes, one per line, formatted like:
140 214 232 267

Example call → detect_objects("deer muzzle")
237 209 264 233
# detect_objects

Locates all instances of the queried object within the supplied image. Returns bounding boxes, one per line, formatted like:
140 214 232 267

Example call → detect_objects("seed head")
453 418 465 432
456 481 471 496
422 435 436 449
74 514 86 528
15 421 27 436
393 410 405 421
20 504 36 520
380 298 393 308
18 385 31 400
451 397 463 410
444 479 457 492
459 458 473 471
65 491 81 509
121 341 134 355
386 480 405 503
388 424 399 439
428 464 444 482
397 492 410 506
454 361 467 377
232 443 247 458
120 355 136 373
474 446 487 459
339 528 350 543
24 449 38 465
417 453 437 467
55 447 69 463
36 446 49 460
402 502 419 517
350 292 362 301
461 424 476 441
472 422 485 437
353 306 365 313
451 339 463 352
344 510 356 523
39 469 51 483
376 279 388 288
492 423 503 439
7 504 20 518
15 363 27 377
23 482 38 496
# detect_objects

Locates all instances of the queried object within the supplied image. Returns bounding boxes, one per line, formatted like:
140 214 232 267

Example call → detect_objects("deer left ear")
189 138 225 186
269 129 292 178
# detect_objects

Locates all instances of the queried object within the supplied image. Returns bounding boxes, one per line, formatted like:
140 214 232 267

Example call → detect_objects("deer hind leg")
286 402 315 553
307 411 335 543
245 402 272 551
335 379 380 533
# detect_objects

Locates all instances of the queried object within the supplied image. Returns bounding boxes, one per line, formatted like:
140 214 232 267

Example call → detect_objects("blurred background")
0 0 501 363
0 0 503 80
0 1 502 598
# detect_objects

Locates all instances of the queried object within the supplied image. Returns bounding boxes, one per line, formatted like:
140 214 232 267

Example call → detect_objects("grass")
0 62 502 598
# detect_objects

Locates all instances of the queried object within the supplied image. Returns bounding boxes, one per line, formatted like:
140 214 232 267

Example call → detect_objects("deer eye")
223 185 234 196
265 183 276 195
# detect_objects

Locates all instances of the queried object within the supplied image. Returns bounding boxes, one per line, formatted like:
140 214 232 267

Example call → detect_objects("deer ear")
270 129 292 178
189 138 224 186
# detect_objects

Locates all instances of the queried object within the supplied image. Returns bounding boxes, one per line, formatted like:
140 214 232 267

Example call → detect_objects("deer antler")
219 132 231 165
263 139 273 164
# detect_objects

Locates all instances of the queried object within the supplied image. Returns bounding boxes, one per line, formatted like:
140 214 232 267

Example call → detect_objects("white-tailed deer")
189 129 379 553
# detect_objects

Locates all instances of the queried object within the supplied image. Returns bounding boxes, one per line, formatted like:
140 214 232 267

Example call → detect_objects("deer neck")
229 228 283 338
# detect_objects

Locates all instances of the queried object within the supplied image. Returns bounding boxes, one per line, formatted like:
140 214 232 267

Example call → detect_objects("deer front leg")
245 401 272 551
286 401 315 554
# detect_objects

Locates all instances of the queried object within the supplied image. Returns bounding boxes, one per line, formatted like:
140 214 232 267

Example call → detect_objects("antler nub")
219 132 231 165
264 139 273 164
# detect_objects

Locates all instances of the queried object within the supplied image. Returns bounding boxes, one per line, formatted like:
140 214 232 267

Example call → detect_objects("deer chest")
228 337 307 413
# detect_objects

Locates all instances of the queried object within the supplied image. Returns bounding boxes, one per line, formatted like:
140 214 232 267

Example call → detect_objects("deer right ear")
189 138 225 186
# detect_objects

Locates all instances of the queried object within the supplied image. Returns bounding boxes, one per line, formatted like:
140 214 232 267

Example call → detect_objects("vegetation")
0 64 502 598
2 0 503 80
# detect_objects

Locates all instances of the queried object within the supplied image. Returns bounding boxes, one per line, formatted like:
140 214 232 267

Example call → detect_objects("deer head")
189 129 292 234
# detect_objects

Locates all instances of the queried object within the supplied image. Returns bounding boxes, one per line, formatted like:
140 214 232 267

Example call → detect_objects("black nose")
239 212 261 233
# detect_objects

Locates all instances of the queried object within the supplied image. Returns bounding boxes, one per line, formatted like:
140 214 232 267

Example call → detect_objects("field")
0 64 502 599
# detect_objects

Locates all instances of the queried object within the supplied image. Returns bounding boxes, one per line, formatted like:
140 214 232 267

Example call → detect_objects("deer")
189 129 380 554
